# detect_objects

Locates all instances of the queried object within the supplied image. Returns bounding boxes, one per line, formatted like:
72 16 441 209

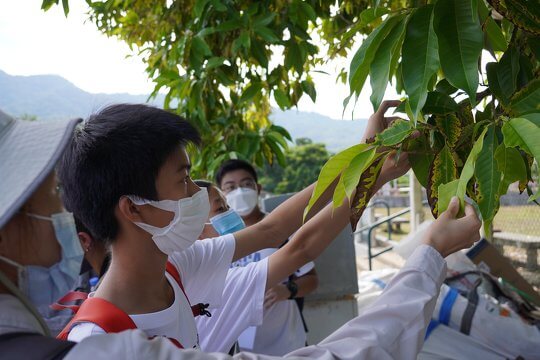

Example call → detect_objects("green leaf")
495 144 527 196
194 0 210 17
370 17 407 111
250 40 268 68
239 82 262 104
435 79 458 95
508 79 540 116
434 0 483 106
206 57 226 69
332 177 348 209
478 0 507 52
498 47 520 99
254 26 280 43
487 62 509 105
376 119 413 146
522 113 540 127
435 114 462 148
402 5 440 122
349 15 404 97
423 91 459 115
192 36 212 57
61 0 69 16
232 31 250 53
360 7 390 25
301 79 316 102
341 148 379 200
274 88 291 109
475 126 500 235
437 127 489 215
305 143 371 219
503 118 540 161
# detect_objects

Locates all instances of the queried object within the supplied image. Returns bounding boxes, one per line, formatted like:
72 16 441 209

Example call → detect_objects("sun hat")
0 110 81 229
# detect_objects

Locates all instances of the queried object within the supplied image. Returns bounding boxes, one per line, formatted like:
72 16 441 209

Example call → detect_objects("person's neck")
242 207 265 227
95 230 173 315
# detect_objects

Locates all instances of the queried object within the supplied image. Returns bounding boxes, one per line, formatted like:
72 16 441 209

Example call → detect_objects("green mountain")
0 70 366 152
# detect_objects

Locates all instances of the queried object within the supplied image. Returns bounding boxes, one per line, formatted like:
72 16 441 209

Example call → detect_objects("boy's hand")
422 197 482 258
264 284 290 310
362 100 411 187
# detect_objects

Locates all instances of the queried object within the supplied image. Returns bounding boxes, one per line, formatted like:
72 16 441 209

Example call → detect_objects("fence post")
409 171 424 233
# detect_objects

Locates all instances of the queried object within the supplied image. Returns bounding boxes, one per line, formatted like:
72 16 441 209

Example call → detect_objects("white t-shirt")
232 248 314 356
67 234 236 348
196 257 268 353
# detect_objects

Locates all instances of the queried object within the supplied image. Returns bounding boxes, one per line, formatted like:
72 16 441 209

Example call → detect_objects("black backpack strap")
0 332 75 360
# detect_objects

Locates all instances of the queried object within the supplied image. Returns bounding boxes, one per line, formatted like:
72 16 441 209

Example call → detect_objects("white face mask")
226 187 259 216
128 188 210 255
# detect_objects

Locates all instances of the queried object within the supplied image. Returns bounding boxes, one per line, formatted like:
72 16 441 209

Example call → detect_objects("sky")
0 1 398 119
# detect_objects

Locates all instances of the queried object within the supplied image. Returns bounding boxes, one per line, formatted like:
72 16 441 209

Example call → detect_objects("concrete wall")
262 194 359 343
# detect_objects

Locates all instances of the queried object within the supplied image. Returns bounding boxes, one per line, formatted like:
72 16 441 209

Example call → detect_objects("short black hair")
215 159 258 187
194 179 214 189
58 104 200 244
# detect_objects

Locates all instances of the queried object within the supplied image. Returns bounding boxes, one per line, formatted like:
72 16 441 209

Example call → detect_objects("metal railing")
366 199 392 241
354 200 429 270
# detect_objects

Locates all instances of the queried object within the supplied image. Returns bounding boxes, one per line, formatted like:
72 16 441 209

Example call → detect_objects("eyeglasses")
222 179 257 194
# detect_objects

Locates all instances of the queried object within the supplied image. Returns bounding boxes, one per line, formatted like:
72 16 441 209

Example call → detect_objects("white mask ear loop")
0 269 51 336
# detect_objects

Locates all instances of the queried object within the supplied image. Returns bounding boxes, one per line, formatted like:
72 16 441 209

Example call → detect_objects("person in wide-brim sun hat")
0 109 82 349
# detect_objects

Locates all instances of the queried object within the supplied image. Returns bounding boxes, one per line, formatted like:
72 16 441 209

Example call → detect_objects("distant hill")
0 70 366 152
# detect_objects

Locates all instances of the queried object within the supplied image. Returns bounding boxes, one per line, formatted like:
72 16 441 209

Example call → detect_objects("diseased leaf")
438 127 489 215
508 79 540 116
434 0 483 106
376 119 413 146
475 126 500 236
407 133 434 188
402 5 440 122
427 145 458 217
350 154 388 229
435 114 461 148
342 148 379 201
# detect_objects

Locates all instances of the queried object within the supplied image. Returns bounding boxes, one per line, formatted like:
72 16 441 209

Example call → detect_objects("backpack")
56 261 211 348
0 332 75 360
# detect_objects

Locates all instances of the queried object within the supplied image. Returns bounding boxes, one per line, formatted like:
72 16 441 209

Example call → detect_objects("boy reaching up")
56 102 475 355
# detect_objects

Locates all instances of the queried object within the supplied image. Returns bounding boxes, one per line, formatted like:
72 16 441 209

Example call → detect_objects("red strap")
57 297 137 340
50 291 89 313
166 261 210 317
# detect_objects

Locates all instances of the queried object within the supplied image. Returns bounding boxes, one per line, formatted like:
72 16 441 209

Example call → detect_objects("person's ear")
117 196 144 223
78 232 93 252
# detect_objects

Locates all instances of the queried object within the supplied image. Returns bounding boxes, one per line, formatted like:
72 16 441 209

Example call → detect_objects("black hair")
58 104 200 244
194 179 214 189
215 159 258 187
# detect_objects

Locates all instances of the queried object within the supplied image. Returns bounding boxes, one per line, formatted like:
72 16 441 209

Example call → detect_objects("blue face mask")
209 209 246 236
0 211 84 334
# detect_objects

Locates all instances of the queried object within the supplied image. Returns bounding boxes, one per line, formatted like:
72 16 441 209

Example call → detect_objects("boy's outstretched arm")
232 100 408 261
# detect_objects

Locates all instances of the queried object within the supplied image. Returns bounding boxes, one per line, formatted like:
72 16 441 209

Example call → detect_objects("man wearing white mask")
216 160 318 355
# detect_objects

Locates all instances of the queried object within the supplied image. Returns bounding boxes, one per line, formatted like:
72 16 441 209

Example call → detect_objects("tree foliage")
259 138 331 194
42 0 539 234
304 0 539 234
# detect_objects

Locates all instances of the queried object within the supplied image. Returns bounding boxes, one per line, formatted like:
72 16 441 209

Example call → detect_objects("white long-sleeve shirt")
1 245 445 359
